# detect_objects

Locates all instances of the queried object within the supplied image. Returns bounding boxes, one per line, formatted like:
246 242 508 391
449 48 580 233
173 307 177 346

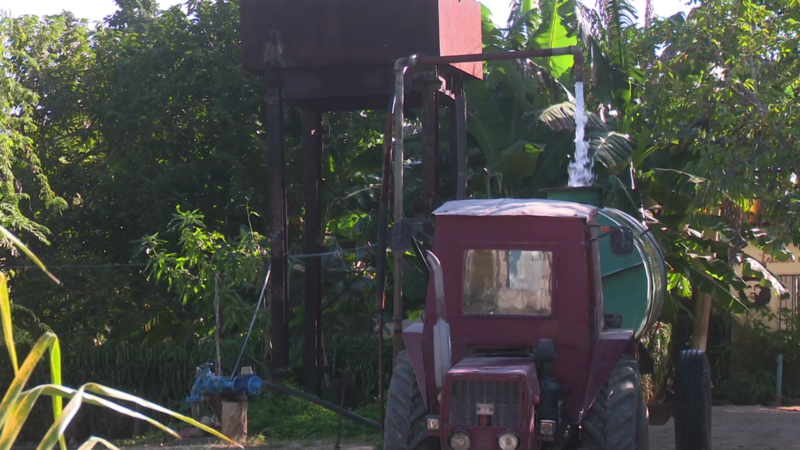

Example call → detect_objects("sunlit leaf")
588 130 634 169
0 227 60 284
531 0 578 78
76 437 120 450
0 332 59 430
0 272 18 375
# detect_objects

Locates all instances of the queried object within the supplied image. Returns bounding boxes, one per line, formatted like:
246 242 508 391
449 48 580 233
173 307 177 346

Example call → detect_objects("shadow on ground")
127 406 800 450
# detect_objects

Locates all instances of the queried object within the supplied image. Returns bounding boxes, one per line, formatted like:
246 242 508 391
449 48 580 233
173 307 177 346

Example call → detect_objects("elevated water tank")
239 0 484 108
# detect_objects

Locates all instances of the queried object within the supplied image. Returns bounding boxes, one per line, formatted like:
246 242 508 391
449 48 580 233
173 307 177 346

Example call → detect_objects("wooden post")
692 227 719 351
692 293 713 351
190 402 200 421
221 399 248 441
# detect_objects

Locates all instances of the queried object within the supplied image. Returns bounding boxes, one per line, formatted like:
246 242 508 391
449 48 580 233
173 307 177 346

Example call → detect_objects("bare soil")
650 405 800 450
127 406 800 450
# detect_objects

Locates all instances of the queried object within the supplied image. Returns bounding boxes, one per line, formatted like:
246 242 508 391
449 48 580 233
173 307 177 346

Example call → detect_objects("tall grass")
0 226 239 450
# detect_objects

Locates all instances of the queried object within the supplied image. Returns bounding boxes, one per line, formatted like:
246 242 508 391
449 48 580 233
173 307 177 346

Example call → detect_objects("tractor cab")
402 197 632 446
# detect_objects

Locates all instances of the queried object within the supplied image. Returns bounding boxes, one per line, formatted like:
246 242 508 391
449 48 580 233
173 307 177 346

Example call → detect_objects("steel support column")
302 109 324 395
266 87 289 381
453 80 467 200
421 80 440 213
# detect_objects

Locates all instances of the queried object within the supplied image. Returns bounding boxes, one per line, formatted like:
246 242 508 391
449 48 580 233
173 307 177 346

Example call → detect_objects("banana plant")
0 226 241 450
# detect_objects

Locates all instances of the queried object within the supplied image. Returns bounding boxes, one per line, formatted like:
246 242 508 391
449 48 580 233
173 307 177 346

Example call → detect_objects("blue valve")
186 363 262 400
205 375 234 395
234 373 263 396
186 363 214 402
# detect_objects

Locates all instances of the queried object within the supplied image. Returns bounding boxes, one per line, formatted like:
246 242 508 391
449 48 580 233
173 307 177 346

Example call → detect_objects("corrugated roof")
432 198 596 219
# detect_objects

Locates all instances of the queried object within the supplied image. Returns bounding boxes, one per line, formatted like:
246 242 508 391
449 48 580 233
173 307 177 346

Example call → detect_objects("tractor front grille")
447 379 522 427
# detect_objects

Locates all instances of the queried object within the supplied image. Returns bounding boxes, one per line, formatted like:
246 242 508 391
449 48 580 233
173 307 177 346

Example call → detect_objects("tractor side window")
462 249 553 316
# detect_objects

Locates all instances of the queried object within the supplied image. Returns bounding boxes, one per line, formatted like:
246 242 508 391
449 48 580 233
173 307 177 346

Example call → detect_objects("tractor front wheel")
673 349 712 450
581 356 648 450
384 350 440 450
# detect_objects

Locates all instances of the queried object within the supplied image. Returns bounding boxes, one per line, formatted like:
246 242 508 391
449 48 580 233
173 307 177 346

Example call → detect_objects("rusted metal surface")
240 0 482 79
453 81 467 200
302 109 324 395
421 79 440 214
266 88 289 381
414 46 584 66
262 66 453 110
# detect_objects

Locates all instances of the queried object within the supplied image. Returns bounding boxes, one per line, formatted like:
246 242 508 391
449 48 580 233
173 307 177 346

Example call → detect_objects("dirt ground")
128 406 800 450
650 405 800 450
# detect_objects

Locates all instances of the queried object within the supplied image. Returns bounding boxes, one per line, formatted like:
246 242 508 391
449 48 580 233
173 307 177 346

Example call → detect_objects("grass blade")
33 385 179 439
77 437 120 450
0 226 60 285
48 338 64 450
0 272 18 375
37 385 86 450
81 384 241 447
0 332 58 428
0 386 48 450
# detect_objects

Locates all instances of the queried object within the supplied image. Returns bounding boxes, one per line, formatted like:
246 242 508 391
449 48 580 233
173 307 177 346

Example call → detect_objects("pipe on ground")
261 381 382 430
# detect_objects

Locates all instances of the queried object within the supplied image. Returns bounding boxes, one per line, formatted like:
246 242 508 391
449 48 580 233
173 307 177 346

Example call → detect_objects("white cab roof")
432 198 596 219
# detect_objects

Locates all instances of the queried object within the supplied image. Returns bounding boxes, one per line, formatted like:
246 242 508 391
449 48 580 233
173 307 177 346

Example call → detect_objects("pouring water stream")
567 81 593 187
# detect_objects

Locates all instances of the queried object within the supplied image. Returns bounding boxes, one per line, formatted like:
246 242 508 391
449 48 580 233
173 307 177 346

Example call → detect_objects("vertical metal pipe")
454 81 467 200
302 108 324 395
776 353 784 404
266 87 289 381
392 57 416 364
214 275 222 376
421 79 439 213
375 107 394 437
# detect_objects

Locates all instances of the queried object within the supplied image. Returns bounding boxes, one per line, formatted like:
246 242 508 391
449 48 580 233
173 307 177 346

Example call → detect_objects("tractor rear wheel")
581 356 648 450
673 349 712 450
384 350 439 450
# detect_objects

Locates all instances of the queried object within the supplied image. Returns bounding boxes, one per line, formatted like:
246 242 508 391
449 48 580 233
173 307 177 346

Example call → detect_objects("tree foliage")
0 0 798 394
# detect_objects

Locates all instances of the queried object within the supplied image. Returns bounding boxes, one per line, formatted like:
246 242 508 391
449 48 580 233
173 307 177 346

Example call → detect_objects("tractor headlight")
497 432 520 450
449 430 471 450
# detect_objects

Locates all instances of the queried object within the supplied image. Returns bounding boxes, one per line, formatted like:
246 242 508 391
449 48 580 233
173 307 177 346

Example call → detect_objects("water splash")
568 81 594 187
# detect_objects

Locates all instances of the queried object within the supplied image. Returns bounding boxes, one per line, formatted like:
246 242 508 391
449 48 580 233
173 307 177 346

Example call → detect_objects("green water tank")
545 187 667 339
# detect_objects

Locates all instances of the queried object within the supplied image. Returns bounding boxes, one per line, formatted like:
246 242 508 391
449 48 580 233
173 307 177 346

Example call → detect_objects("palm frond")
533 101 609 131
596 0 638 68
588 129 635 169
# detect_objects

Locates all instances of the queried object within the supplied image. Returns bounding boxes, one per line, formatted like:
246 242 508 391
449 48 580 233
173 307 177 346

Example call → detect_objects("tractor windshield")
462 249 553 316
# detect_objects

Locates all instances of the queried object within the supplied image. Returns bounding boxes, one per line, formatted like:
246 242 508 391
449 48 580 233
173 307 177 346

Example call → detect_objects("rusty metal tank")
239 0 484 108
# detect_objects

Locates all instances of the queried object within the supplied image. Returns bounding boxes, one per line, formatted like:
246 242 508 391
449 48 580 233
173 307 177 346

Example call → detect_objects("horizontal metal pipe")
261 381 382 430
414 46 584 81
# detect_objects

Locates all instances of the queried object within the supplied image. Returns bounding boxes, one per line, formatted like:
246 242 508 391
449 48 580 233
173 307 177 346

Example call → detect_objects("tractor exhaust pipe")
425 250 451 388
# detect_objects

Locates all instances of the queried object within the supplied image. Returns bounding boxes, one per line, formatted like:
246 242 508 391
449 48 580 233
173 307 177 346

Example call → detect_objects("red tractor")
384 191 712 450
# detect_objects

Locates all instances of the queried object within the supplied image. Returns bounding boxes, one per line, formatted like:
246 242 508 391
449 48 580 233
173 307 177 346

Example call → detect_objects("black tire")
581 356 647 450
384 350 439 450
673 349 712 450
637 391 650 450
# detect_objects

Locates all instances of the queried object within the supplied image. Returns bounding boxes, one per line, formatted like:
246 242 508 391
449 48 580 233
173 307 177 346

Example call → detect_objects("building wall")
732 245 800 331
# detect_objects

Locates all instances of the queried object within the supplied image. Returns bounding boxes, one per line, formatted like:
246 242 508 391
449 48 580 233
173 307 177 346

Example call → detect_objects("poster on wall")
736 276 773 309
731 245 799 331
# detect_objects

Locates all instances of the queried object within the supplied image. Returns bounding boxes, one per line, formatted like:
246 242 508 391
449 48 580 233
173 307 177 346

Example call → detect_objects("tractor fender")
402 321 429 408
580 329 635 416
